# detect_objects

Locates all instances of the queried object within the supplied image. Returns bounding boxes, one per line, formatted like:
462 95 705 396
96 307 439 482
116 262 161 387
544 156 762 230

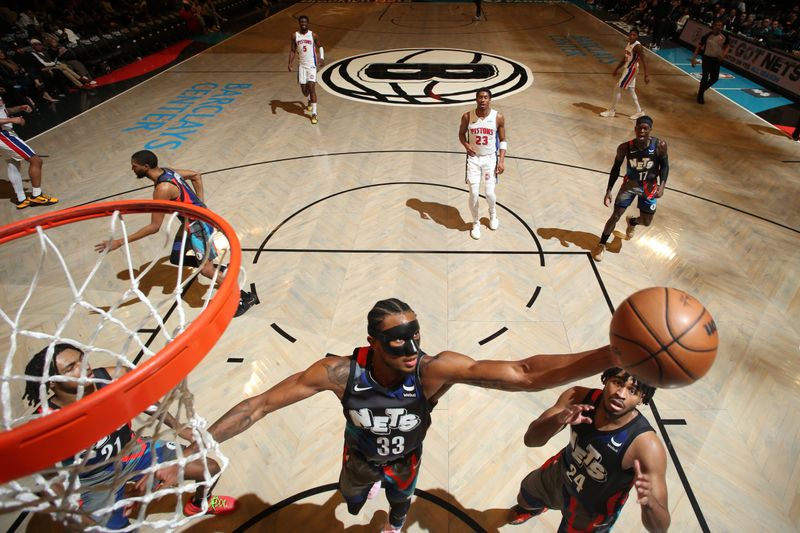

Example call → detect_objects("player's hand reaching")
558 404 594 426
95 239 122 253
633 459 653 506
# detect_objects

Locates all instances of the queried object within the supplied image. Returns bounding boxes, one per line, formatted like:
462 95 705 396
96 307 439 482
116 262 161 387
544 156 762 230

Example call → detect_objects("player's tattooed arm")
323 357 351 395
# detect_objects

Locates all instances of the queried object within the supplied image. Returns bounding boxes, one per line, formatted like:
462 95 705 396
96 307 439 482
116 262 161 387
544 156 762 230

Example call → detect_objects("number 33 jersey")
341 347 432 463
467 109 499 157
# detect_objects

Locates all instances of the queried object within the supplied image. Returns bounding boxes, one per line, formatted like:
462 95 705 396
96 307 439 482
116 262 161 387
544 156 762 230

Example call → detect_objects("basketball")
609 287 718 388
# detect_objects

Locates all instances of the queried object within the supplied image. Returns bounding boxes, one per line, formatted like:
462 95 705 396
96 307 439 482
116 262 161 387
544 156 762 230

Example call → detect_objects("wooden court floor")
1 2 799 532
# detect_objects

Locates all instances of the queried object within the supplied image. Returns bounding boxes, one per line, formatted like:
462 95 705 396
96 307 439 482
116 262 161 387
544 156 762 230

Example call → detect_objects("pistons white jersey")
294 31 317 68
623 40 641 72
0 97 13 131
467 109 499 156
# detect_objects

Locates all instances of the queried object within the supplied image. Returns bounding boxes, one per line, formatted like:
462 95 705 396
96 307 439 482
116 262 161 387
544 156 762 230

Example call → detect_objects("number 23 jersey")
341 347 432 463
467 109 499 157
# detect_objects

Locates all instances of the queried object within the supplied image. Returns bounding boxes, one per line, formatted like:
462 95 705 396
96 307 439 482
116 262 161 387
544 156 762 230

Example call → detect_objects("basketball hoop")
0 200 241 530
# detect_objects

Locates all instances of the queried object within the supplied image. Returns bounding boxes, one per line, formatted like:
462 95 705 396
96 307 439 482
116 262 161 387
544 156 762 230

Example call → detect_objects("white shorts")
465 154 497 185
298 65 317 85
0 129 36 162
617 69 637 90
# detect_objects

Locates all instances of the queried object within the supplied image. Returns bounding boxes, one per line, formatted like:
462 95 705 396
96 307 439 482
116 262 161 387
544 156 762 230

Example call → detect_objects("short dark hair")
600 367 656 404
635 115 654 128
476 88 492 98
131 150 158 168
22 343 83 406
367 298 413 336
630 28 640 36
299 15 309 22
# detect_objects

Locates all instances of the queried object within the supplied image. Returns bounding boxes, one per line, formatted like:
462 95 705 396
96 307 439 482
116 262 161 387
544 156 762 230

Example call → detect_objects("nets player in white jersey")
508 368 669 532
0 95 58 209
164 298 619 532
288 15 324 125
599 29 649 120
458 88 507 240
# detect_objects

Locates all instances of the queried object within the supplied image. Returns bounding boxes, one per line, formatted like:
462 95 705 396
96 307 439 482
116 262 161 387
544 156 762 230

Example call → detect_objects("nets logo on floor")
319 48 532 107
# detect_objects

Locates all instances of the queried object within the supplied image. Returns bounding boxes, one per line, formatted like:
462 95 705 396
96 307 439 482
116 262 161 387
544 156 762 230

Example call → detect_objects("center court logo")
319 48 533 106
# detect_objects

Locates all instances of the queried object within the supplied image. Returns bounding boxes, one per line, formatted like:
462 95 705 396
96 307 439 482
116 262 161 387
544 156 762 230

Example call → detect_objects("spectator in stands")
27 39 92 90
200 0 225 32
42 34 96 86
17 10 40 32
0 49 58 104
180 1 207 34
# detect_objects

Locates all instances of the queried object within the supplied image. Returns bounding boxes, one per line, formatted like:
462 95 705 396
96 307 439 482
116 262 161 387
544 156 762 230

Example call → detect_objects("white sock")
628 88 641 113
311 103 317 115
7 162 26 202
468 183 480 222
610 86 622 111
32 187 42 197
485 179 497 215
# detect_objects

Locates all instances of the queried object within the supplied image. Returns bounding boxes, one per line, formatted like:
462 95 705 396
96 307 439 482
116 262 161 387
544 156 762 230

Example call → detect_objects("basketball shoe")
311 114 318 124
184 495 237 516
489 212 499 230
17 193 59 209
599 110 616 118
625 216 636 239
470 221 481 240
235 290 258 317
382 515 406 533
593 243 605 262
307 102 313 112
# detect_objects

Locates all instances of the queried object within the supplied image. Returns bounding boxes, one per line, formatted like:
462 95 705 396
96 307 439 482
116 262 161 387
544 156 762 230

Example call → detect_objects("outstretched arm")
523 386 592 447
200 356 348 446
94 184 171 252
630 435 670 532
423 345 617 395
655 140 668 197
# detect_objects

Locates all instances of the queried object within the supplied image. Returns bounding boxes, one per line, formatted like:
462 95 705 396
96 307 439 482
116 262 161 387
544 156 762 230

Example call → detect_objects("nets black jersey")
560 389 655 514
624 137 662 183
42 368 138 472
341 347 432 463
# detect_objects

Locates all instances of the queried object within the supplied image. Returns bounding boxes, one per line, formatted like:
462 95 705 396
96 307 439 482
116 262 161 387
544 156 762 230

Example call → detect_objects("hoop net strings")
0 210 230 531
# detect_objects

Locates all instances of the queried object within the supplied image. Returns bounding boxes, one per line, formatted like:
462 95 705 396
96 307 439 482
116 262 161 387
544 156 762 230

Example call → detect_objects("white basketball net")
0 209 235 531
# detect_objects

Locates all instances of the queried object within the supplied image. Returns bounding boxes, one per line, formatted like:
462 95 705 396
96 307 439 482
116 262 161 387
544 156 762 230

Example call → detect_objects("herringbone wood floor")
2 2 799 532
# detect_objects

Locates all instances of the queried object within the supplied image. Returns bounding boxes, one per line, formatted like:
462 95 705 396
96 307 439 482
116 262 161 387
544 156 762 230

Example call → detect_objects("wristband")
319 47 324 60
499 141 507 151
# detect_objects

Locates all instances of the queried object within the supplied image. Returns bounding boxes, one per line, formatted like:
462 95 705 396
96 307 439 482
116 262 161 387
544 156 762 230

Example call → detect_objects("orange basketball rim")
0 200 241 483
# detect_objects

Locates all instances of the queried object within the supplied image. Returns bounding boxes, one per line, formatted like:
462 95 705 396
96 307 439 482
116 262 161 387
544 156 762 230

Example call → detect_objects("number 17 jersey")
341 347 432 463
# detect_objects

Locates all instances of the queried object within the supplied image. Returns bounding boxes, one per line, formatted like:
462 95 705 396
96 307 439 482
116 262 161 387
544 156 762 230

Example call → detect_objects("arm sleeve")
658 152 669 184
607 158 623 192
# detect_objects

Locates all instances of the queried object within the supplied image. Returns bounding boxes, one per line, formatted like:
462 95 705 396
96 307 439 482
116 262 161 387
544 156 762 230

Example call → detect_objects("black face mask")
372 320 421 356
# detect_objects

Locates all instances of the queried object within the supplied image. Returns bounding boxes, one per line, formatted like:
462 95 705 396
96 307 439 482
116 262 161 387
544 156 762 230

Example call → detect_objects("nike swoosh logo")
353 384 372 392
610 437 623 447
